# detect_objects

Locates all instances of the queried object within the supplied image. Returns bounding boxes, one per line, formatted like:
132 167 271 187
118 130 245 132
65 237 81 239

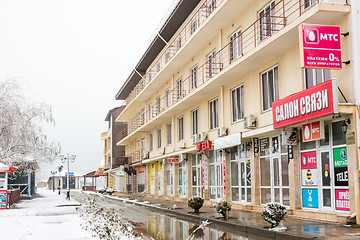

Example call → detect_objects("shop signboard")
253 138 259 157
168 158 179 163
299 24 342 69
335 189 350 211
202 155 208 190
0 190 7 210
138 166 145 174
334 147 348 186
302 189 319 208
272 79 339 129
223 153 226 195
282 131 297 145
301 152 318 186
196 140 212 152
302 121 324 142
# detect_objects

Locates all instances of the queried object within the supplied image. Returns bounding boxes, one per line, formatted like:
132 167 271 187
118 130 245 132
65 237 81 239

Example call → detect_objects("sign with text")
301 151 317 169
334 147 348 186
335 189 350 211
196 140 212 152
302 189 319 208
202 155 208 190
167 158 179 163
282 131 297 145
273 79 339 129
0 190 7 210
302 121 324 142
299 24 342 69
301 151 318 186
253 138 259 157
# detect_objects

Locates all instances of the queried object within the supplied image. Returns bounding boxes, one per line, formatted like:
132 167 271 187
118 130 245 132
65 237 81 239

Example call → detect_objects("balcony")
117 0 349 145
126 149 146 165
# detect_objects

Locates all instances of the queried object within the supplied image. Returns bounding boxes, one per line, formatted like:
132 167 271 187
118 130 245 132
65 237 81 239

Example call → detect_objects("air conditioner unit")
142 151 149 159
198 132 207 142
192 135 198 145
217 127 228 137
244 114 256 129
179 153 188 162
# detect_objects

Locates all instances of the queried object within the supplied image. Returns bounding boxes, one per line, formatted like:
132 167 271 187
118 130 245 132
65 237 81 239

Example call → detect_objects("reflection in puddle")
135 212 250 240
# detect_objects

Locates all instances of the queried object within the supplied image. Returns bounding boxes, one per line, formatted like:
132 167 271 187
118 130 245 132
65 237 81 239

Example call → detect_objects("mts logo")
320 33 339 41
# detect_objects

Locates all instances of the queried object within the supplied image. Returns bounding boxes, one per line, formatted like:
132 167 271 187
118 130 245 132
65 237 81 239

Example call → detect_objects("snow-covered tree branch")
0 79 60 173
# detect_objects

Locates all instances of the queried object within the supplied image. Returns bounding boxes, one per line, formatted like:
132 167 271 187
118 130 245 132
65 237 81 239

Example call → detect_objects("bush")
216 200 231 219
188 196 204 213
261 202 287 228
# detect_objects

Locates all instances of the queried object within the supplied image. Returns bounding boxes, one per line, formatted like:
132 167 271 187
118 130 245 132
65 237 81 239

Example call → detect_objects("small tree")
216 200 231 219
188 196 204 213
261 202 287 228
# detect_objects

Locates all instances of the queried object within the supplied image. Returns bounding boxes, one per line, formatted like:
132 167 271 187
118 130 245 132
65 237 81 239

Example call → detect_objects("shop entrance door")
192 153 202 197
320 150 333 210
209 151 223 201
167 163 174 196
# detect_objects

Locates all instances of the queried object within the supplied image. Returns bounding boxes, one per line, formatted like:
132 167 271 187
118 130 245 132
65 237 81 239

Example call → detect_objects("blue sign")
65 172 74 176
302 189 319 208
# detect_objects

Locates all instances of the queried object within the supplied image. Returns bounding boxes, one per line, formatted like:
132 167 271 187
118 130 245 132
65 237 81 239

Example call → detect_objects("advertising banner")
302 121 324 142
168 158 179 163
253 138 259 157
272 79 339 129
335 189 350 211
202 155 208 190
299 24 342 69
334 147 348 186
301 169 318 186
334 148 348 167
0 190 7 210
282 131 297 145
301 152 317 169
302 189 319 208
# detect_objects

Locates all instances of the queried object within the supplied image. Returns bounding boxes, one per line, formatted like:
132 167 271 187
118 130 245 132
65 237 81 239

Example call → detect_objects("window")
140 107 145 125
261 65 279 111
231 85 244 122
230 28 242 62
149 133 153 151
207 0 216 16
259 1 275 41
177 78 183 100
191 65 198 89
192 109 199 136
207 51 217 78
191 20 197 35
167 123 172 145
165 89 171 107
304 0 316 10
178 116 184 141
209 98 219 130
156 96 161 115
148 103 153 120
305 69 331 89
157 128 161 149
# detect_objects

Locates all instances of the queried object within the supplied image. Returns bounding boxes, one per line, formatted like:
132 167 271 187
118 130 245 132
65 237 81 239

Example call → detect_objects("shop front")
157 161 164 196
137 165 145 193
149 163 156 195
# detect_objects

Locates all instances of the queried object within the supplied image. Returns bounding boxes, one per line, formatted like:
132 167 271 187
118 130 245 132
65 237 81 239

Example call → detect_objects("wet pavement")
98 192 360 240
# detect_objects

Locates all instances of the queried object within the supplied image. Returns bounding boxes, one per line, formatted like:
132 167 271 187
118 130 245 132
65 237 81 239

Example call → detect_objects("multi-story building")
114 0 360 223
101 106 128 191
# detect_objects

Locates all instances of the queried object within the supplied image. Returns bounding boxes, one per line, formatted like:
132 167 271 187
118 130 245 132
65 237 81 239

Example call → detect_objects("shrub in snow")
106 188 115 195
77 198 141 240
261 202 287 228
216 200 231 219
188 196 204 213
98 188 106 194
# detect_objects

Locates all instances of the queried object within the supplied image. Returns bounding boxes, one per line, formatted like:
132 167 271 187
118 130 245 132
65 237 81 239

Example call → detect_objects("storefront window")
166 163 174 196
230 143 251 203
178 162 187 198
260 136 289 205
192 154 203 197
209 150 223 200
300 121 349 211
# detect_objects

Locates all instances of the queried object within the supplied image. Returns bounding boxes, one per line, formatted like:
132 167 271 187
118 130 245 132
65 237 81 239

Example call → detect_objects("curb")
103 195 319 240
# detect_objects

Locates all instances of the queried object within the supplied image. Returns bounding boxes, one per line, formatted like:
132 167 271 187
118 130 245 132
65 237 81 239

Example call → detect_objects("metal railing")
117 0 348 143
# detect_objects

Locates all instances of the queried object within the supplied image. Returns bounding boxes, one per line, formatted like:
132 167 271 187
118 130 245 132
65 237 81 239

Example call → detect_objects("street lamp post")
50 170 57 192
57 165 63 195
59 154 76 200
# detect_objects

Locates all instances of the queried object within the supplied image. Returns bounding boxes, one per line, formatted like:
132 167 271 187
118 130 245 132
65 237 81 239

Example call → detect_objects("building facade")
114 0 359 223
101 106 128 191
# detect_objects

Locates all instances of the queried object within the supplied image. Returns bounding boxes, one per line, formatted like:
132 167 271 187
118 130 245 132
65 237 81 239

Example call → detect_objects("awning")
0 163 14 173
214 133 242 150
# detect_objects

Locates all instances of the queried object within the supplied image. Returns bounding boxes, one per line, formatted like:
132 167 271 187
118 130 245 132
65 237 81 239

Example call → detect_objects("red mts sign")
302 121 322 142
196 140 212 152
272 79 338 129
299 24 342 69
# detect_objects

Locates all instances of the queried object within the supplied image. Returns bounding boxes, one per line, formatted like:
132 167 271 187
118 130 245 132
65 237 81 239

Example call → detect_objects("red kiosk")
0 163 15 210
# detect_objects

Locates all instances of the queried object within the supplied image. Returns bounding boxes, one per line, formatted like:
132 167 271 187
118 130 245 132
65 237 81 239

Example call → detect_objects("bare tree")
0 79 60 174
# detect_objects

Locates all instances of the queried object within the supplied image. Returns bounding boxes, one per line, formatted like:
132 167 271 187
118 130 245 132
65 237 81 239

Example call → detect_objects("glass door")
209 151 223 200
166 163 174 196
192 154 202 197
320 150 332 209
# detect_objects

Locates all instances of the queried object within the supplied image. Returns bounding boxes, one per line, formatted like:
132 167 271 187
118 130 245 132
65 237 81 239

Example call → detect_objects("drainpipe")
349 0 360 224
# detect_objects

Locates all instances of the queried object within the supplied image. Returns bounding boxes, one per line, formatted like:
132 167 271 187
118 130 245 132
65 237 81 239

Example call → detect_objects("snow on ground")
0 189 93 240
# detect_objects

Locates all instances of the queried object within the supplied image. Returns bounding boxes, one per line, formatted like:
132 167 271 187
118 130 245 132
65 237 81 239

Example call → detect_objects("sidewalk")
0 189 92 240
106 192 360 240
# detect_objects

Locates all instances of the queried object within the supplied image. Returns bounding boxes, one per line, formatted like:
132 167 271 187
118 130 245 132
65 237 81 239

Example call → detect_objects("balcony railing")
125 0 224 107
117 0 348 143
126 149 145 163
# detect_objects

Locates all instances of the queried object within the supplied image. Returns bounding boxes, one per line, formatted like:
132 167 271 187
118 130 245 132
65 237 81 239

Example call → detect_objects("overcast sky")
0 0 174 180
